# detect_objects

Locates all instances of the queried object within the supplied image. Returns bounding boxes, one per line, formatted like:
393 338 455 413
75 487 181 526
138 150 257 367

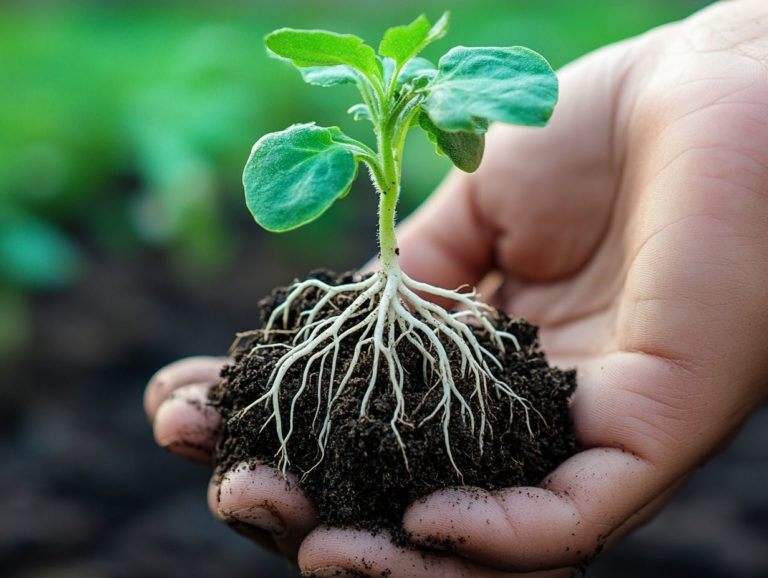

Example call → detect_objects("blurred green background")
0 0 710 360
10 3 768 578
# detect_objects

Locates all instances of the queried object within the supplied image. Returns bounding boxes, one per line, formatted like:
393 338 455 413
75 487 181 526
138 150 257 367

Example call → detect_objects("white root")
236 270 537 480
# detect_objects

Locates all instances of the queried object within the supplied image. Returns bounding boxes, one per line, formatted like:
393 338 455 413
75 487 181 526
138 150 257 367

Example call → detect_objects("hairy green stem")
375 112 401 275
372 81 426 276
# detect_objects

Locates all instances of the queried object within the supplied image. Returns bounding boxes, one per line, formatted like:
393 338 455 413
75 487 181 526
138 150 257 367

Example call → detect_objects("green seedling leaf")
379 12 449 68
418 111 485 173
427 12 450 42
399 57 437 86
347 103 371 122
266 29 379 80
423 46 558 132
244 123 358 232
379 15 430 66
382 57 437 90
300 65 358 87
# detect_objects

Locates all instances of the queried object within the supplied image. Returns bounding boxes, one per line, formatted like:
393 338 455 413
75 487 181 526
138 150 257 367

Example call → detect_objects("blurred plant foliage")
0 0 708 358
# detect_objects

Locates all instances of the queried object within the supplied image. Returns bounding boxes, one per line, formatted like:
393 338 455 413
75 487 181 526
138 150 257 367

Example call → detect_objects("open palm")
146 2 768 575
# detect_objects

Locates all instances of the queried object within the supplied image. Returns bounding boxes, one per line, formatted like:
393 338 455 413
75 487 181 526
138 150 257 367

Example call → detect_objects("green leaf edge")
243 123 360 233
265 28 379 80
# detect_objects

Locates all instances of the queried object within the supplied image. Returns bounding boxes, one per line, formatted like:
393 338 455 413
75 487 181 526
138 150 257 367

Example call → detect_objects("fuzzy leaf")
347 103 371 122
265 29 378 79
423 46 558 132
382 57 437 90
379 12 449 68
300 65 358 87
243 123 358 232
426 12 450 44
379 15 431 66
398 57 437 86
418 111 485 173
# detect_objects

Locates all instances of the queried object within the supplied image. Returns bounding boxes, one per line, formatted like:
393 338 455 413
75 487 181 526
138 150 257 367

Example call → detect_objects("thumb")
396 39 634 291
396 169 494 292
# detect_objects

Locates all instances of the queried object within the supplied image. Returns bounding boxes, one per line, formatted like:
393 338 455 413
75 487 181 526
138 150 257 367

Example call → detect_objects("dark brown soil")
210 270 577 534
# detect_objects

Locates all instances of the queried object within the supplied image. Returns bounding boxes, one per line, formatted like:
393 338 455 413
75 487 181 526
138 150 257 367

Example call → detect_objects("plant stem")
378 173 399 274
376 118 401 276
371 81 425 277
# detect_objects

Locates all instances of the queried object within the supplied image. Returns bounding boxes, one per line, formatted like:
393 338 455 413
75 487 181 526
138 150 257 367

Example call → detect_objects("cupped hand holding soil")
312 2 768 575
145 1 768 575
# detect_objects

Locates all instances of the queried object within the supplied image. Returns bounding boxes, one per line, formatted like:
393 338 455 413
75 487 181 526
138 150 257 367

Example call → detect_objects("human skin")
144 0 768 575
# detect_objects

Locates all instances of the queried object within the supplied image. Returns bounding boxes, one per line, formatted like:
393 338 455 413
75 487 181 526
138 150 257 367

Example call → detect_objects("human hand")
144 356 318 561
297 0 768 575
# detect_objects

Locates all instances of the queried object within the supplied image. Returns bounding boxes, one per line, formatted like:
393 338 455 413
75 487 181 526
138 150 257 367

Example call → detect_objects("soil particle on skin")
417 533 461 554
210 270 577 535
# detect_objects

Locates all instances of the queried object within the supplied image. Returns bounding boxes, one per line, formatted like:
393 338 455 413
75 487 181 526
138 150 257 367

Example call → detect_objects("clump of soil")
210 270 577 532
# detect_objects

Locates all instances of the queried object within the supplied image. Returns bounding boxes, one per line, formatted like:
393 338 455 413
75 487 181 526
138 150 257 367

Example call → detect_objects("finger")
395 170 495 298
598 474 688 551
404 460 686 574
144 356 227 421
215 461 318 559
299 527 571 578
153 383 220 463
403 448 662 572
207 474 282 556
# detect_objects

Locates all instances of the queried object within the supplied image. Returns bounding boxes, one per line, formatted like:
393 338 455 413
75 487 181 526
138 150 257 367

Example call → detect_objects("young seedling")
240 13 558 479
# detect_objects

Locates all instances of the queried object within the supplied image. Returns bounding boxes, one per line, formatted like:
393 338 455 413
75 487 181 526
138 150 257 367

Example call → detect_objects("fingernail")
228 506 286 536
302 568 364 578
